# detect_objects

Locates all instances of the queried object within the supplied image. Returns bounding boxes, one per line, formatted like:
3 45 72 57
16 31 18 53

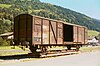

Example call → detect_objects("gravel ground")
1 51 100 66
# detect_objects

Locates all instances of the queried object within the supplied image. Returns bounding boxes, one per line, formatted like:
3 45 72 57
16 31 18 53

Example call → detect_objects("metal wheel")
67 45 71 50
29 45 38 53
41 46 47 55
76 45 80 51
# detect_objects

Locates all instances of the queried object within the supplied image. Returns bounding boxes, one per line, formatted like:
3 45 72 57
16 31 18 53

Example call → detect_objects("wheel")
67 45 71 50
29 45 38 53
76 45 80 51
41 46 47 55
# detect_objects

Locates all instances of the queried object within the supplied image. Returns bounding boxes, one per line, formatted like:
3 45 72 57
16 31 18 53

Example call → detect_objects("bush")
0 37 10 46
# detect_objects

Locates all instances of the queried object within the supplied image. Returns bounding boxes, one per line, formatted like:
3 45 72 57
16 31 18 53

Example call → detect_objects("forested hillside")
0 0 100 34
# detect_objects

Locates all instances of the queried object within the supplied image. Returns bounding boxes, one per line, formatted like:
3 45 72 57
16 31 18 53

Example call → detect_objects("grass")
0 46 20 50
0 51 29 56
0 4 11 8
80 46 100 52
0 46 30 56
0 46 100 56
88 30 99 36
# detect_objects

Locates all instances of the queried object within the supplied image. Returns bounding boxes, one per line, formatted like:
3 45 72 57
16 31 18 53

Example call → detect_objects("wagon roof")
15 14 87 28
33 15 87 28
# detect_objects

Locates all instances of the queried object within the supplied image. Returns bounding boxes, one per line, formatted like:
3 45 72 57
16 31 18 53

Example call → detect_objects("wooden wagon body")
14 14 88 46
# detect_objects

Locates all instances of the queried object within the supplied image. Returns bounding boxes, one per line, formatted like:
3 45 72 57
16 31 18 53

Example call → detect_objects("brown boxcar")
14 14 88 52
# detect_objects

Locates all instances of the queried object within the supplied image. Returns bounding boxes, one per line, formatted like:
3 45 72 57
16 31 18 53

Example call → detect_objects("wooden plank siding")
14 14 88 46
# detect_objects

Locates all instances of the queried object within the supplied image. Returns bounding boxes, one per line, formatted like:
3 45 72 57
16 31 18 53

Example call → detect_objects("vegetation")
0 46 100 56
0 46 20 50
80 46 100 52
0 4 11 8
0 51 28 56
0 46 30 56
88 30 100 36
0 0 100 35
0 37 11 46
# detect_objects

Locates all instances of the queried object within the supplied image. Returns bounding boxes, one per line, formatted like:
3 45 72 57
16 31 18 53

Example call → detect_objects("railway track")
41 51 78 58
0 49 79 61
28 49 79 58
0 50 79 63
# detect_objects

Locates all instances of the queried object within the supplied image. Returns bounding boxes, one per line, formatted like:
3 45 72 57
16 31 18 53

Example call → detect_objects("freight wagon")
14 14 88 56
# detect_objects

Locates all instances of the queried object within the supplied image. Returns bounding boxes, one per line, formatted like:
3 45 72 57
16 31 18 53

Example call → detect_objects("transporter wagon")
14 14 88 56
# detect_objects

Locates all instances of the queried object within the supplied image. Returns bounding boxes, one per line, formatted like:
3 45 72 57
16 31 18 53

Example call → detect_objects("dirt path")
1 51 100 66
